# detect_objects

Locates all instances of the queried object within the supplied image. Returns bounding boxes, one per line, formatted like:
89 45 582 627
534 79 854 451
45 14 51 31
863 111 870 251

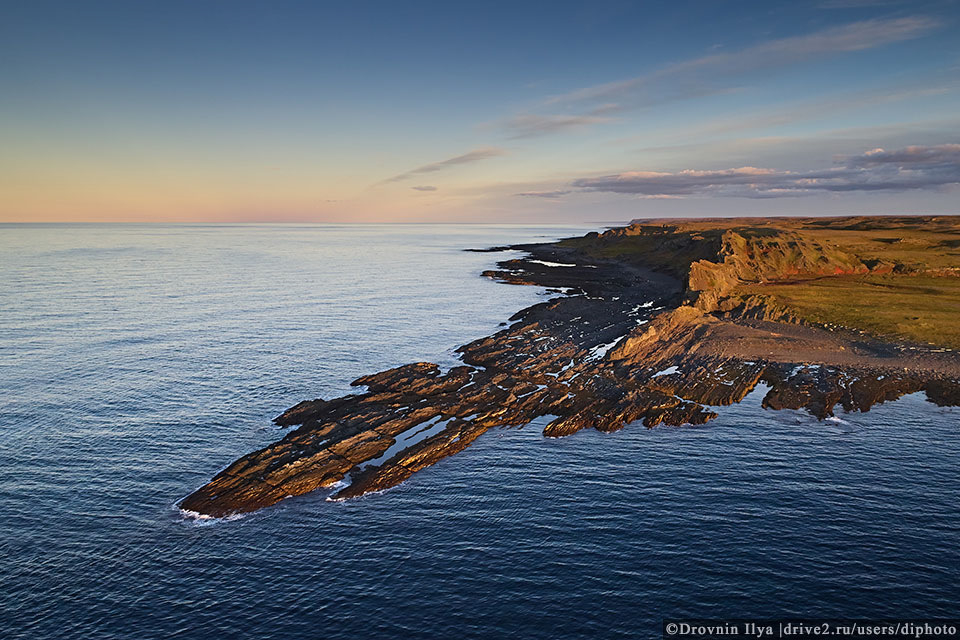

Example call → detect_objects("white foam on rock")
530 259 576 268
177 507 247 527
651 365 679 378
587 336 626 361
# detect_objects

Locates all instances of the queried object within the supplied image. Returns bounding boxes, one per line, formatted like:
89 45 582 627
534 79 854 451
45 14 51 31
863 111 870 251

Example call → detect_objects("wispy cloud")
643 81 958 144
845 144 960 167
569 144 960 198
502 104 620 139
515 190 574 198
411 185 438 191
498 17 940 139
553 17 939 106
819 0 905 8
379 147 507 184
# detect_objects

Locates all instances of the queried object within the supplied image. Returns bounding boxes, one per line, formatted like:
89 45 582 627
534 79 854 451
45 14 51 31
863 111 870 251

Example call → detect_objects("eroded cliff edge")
180 215 960 518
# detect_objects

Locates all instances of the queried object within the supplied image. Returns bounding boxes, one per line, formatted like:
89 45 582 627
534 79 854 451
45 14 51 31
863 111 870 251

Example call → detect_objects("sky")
2 0 959 223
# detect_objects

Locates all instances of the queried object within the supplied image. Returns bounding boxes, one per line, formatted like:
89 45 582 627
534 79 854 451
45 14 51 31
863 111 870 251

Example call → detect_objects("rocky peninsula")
181 215 960 518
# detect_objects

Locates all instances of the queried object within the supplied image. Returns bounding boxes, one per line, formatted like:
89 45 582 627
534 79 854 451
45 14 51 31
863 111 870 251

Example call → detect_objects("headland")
181 215 960 517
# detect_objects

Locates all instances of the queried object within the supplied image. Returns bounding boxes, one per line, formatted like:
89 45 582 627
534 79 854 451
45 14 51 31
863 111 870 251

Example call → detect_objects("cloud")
498 17 940 139
819 0 904 8
554 17 939 106
503 114 610 139
502 104 620 139
411 185 438 191
845 144 960 167
515 190 574 198
380 147 506 184
570 144 960 198
651 82 958 142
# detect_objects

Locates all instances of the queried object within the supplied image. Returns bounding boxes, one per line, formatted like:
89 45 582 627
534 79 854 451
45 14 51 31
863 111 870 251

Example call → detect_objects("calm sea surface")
1 224 958 640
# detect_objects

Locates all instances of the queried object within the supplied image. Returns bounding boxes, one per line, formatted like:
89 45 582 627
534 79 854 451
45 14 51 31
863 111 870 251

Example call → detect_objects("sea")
1 224 958 640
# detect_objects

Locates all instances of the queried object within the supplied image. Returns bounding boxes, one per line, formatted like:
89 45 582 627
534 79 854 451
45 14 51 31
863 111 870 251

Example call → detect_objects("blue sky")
2 0 958 222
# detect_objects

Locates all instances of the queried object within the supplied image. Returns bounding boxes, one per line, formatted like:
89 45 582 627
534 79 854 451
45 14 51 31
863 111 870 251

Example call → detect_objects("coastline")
180 215 960 517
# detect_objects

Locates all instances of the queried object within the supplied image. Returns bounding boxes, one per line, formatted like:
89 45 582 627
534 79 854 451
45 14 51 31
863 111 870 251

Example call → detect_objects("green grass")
744 275 960 349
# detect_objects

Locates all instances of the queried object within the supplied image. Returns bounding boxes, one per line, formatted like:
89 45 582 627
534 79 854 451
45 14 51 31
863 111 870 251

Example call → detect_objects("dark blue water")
1 224 958 640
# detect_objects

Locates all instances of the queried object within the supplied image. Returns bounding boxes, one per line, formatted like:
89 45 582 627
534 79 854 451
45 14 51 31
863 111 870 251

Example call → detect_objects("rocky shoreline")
180 217 960 518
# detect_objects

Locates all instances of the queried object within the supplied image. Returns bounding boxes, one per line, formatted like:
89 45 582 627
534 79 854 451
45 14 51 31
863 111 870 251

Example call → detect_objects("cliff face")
690 230 865 288
686 230 868 318
569 223 870 304
571 217 959 332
